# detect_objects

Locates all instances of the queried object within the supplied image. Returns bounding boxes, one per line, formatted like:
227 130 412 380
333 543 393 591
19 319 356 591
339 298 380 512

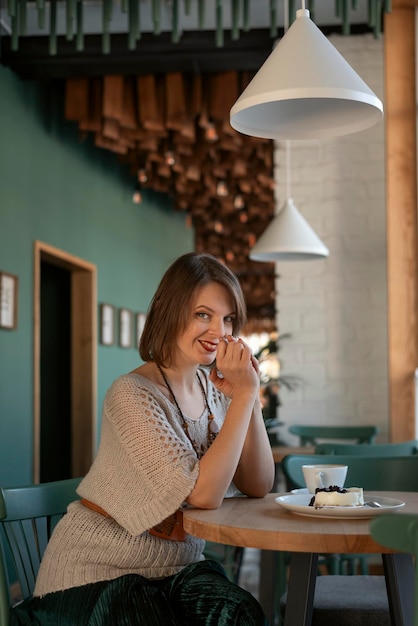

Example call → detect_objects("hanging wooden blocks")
165 73 187 131
65 78 89 121
208 71 239 120
120 78 138 130
65 71 276 331
103 76 124 122
137 75 165 132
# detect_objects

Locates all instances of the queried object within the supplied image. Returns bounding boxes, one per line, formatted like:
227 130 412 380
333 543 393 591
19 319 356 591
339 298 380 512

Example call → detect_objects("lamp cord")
286 141 291 199
284 2 291 201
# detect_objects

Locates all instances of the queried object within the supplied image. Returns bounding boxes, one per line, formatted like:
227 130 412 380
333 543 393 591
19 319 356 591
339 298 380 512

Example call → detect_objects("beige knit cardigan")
34 370 233 596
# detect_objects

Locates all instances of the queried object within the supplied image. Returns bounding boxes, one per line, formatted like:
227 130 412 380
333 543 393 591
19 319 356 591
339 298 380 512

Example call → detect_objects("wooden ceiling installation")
1 1 392 335
65 71 277 333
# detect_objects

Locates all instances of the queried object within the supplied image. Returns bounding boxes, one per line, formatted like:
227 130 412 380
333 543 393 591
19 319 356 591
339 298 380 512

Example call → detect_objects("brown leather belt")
80 498 186 541
80 498 112 518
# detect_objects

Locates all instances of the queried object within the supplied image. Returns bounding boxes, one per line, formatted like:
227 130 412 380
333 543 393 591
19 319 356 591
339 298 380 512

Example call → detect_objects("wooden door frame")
33 241 97 483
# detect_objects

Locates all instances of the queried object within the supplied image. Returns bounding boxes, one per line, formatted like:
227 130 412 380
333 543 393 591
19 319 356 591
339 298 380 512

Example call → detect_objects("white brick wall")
273 34 388 443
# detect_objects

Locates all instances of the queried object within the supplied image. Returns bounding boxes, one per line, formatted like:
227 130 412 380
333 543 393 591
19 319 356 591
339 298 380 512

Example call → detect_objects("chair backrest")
370 513 418 626
288 425 379 446
281 454 418 491
0 477 81 625
315 439 418 456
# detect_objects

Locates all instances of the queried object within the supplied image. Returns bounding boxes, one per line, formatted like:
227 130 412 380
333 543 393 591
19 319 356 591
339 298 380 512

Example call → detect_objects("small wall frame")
99 303 115 346
0 272 18 330
119 308 133 348
136 313 146 347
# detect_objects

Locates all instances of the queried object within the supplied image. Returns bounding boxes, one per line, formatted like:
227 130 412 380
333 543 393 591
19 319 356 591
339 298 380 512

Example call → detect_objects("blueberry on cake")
309 485 364 508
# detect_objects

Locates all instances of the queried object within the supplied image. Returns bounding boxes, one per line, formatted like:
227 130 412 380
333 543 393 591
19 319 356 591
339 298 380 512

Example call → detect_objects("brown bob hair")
139 252 247 367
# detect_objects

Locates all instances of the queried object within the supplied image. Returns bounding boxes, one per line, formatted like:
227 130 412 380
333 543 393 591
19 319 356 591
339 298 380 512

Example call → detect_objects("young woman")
12 252 275 625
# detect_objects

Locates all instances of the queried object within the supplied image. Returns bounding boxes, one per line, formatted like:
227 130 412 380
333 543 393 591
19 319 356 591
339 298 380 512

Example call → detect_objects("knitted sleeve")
77 374 200 536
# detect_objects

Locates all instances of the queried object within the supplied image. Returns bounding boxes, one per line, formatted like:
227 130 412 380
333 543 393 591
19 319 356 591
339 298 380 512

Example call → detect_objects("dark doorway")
34 240 96 484
40 261 72 482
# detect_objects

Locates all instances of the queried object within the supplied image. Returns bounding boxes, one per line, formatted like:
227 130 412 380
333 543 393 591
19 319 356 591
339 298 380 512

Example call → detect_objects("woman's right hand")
209 336 259 399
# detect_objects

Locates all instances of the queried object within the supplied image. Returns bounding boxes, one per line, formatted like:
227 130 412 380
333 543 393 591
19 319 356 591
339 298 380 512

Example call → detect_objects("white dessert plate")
275 493 405 519
290 488 309 495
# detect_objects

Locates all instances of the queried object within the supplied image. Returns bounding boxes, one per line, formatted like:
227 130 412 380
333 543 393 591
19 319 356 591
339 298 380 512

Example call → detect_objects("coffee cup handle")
315 471 325 489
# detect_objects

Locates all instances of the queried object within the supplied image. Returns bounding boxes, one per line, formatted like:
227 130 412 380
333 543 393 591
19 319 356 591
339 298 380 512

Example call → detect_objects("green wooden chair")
0 477 82 626
288 424 379 446
0 477 244 626
315 439 418 456
279 454 418 626
370 513 418 626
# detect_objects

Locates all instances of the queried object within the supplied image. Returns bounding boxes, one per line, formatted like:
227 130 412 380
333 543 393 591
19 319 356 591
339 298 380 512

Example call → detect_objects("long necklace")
156 363 219 459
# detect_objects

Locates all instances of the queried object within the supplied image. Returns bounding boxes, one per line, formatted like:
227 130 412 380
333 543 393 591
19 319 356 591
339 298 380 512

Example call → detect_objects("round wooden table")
183 491 417 626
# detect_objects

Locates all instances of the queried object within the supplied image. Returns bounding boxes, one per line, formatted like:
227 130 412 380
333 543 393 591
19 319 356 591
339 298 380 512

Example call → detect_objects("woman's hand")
209 336 259 398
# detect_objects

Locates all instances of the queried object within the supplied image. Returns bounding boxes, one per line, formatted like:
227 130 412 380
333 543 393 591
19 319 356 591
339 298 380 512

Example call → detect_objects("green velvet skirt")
10 560 268 625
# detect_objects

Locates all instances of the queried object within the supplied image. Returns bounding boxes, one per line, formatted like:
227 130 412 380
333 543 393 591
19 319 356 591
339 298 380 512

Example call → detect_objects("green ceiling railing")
5 0 392 56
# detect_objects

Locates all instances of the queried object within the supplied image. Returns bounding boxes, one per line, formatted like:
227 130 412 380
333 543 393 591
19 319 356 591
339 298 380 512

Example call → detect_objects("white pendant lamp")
250 197 330 261
230 6 383 140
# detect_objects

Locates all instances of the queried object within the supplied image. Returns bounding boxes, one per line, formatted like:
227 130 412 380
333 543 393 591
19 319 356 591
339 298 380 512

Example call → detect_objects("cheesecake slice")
309 486 364 508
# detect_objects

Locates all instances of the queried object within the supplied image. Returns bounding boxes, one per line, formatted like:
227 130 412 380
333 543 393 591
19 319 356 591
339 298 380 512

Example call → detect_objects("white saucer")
275 493 405 519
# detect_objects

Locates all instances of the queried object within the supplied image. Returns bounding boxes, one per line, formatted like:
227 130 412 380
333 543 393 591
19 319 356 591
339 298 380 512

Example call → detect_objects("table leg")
382 553 414 626
259 550 279 626
283 553 317 626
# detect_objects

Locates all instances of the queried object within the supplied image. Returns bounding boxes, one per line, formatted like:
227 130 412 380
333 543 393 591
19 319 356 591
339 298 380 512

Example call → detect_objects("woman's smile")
198 339 219 354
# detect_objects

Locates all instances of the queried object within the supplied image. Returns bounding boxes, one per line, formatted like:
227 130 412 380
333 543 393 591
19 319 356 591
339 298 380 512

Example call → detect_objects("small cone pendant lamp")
230 7 383 140
250 198 330 261
250 139 329 261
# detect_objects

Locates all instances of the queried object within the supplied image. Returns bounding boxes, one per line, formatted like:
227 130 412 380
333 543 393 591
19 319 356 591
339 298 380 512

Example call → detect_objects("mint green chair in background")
0 478 82 626
282 453 418 492
315 439 418 456
370 513 418 626
288 424 379 446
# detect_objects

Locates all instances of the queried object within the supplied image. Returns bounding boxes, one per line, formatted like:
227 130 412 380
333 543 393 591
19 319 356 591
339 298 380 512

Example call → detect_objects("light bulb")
205 122 219 143
234 194 245 210
132 186 142 204
217 180 228 197
137 168 148 183
164 150 176 166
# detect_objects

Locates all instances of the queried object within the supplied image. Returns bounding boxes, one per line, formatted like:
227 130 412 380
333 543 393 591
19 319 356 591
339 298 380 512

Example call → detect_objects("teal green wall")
0 66 194 487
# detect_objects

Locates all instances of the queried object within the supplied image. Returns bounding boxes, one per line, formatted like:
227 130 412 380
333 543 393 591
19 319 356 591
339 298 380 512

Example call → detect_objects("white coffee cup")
302 464 348 494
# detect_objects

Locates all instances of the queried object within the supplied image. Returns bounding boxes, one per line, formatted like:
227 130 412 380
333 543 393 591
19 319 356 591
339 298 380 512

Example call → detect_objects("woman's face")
176 282 236 367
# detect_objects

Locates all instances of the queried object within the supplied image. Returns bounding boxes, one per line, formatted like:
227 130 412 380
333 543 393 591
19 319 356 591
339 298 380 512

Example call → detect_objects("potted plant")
256 333 303 445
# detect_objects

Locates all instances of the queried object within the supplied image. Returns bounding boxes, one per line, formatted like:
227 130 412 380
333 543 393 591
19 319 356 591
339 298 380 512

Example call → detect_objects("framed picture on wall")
136 313 146 347
119 308 133 348
0 272 18 330
99 303 115 345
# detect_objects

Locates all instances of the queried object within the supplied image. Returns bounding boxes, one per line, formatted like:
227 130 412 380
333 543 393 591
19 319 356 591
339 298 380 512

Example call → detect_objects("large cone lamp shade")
230 9 383 140
250 198 330 261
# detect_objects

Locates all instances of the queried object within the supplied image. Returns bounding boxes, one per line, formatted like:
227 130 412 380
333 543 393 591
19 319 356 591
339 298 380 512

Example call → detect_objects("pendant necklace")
156 363 219 459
